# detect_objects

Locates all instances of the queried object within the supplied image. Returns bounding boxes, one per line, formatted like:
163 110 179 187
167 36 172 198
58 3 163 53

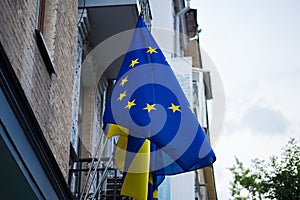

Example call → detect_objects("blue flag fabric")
103 15 216 198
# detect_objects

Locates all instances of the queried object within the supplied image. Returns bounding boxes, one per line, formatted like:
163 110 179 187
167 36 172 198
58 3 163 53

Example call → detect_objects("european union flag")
103 15 216 199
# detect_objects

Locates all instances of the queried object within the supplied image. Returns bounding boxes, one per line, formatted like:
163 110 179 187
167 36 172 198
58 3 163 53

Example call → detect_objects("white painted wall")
150 0 174 29
149 0 174 60
170 57 193 103
170 172 195 200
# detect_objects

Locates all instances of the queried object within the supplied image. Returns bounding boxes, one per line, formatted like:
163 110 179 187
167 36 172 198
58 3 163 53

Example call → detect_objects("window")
35 0 56 75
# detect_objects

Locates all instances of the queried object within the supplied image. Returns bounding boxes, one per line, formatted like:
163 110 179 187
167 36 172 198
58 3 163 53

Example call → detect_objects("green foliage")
229 138 300 200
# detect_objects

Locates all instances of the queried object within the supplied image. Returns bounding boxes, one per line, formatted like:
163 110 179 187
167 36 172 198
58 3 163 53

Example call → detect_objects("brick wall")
0 0 78 179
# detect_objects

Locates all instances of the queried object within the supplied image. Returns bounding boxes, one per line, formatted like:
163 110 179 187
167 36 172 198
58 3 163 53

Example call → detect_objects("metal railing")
69 157 122 200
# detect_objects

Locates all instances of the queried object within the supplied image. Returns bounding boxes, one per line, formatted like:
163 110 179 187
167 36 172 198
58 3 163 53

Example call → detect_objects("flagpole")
80 135 108 200
90 155 114 200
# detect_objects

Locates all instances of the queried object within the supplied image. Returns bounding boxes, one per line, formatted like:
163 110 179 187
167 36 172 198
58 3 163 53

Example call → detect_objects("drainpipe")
175 0 190 57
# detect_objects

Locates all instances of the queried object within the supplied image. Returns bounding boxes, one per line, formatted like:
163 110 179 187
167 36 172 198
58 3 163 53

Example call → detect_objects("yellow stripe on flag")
114 135 128 172
120 139 150 200
106 124 151 200
106 124 129 138
153 190 158 199
149 172 159 199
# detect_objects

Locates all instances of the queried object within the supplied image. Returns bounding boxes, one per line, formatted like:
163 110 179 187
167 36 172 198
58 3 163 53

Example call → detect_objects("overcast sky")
192 0 300 199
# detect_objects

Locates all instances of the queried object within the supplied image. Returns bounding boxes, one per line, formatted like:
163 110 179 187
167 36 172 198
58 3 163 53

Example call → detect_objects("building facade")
0 0 77 199
0 0 216 199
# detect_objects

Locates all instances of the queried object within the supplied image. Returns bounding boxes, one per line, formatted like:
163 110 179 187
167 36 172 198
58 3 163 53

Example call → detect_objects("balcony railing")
69 157 131 200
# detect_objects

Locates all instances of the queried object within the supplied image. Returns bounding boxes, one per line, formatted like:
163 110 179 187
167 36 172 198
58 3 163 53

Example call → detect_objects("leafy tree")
229 138 300 200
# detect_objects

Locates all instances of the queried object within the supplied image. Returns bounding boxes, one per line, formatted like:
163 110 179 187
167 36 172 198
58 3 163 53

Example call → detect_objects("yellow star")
125 99 136 110
120 76 128 86
146 47 157 54
143 103 156 112
117 91 127 101
130 58 139 68
168 103 181 113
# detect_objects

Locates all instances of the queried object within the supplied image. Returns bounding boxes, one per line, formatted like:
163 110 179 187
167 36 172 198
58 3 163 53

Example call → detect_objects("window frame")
35 0 57 75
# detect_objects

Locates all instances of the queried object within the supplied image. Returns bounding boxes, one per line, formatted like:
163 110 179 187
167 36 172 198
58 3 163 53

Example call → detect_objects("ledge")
35 29 57 75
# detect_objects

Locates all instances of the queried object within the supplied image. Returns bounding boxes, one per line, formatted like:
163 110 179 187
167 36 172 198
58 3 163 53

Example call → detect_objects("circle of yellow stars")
116 46 194 115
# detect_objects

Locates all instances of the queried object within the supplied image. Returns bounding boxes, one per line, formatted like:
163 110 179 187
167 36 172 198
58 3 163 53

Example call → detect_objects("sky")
191 0 300 199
